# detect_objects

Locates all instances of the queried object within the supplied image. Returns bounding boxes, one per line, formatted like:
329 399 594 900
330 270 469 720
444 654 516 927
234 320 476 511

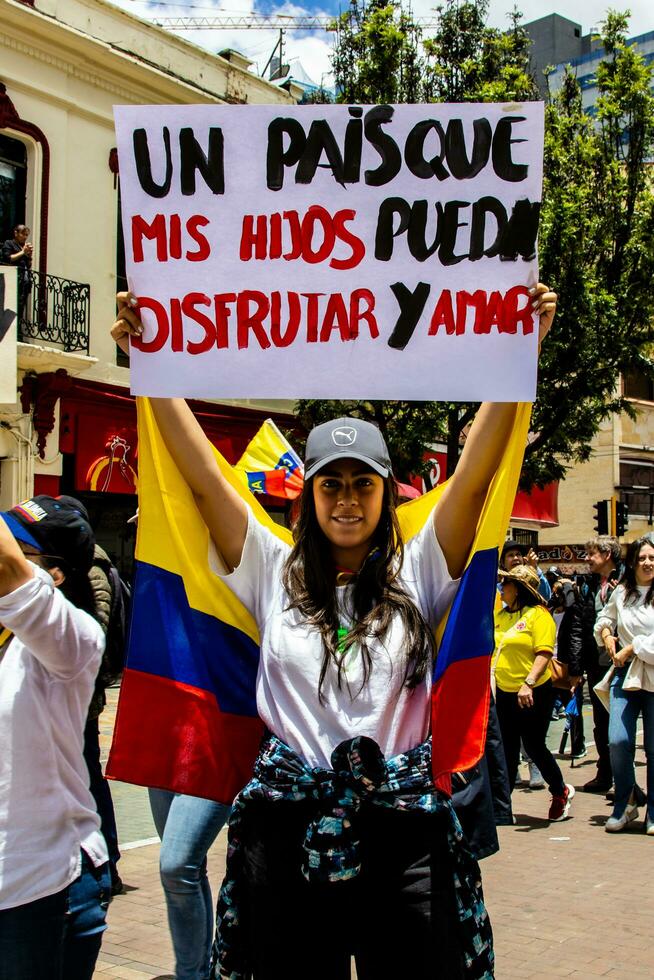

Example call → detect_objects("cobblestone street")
93 689 653 979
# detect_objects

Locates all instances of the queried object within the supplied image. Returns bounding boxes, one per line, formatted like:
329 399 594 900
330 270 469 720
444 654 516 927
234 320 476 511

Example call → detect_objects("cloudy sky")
111 0 653 88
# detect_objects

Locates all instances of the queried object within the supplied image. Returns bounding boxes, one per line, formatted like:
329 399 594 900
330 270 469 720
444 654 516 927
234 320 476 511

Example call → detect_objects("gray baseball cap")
304 417 392 481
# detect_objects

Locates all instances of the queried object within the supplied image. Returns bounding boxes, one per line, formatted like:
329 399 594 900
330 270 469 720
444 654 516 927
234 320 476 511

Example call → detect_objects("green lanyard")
337 626 349 652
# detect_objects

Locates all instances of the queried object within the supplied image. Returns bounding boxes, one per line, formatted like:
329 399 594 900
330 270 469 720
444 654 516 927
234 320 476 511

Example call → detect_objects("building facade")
546 27 654 115
0 0 296 571
525 13 654 104
538 374 654 565
524 13 592 96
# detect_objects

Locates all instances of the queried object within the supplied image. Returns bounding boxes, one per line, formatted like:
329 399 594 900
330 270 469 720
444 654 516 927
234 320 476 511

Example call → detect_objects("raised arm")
434 283 557 579
0 521 104 677
111 292 248 571
0 516 34 597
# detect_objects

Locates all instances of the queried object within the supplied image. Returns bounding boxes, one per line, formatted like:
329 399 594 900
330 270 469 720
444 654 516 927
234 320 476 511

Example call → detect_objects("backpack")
95 555 132 687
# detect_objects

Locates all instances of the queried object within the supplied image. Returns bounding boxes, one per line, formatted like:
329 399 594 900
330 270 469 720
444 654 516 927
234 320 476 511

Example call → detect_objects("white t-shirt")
212 509 459 769
0 565 108 911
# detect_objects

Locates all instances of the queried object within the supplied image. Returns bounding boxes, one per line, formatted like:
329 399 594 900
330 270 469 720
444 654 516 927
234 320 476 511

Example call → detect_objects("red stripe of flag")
107 668 264 804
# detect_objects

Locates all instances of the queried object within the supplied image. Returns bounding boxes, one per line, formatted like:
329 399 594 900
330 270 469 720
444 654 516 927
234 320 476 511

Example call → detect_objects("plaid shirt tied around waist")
212 733 494 979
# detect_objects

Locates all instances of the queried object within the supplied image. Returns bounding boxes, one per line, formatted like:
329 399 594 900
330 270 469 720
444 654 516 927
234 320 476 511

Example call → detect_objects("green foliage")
332 0 425 104
422 2 537 102
531 10 654 485
331 0 536 106
297 7 654 490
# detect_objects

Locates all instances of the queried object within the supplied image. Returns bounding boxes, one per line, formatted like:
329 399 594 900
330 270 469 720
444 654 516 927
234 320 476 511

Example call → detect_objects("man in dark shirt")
1 224 32 323
569 535 622 792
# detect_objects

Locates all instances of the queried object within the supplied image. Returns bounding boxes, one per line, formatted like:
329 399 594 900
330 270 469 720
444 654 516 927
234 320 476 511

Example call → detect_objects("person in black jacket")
555 579 587 759
1 224 32 323
564 537 621 792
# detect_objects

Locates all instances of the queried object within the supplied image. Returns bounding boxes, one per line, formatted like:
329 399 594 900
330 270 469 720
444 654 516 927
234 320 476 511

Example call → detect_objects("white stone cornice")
17 342 98 377
0 30 227 107
0 0 294 106
1 32 148 106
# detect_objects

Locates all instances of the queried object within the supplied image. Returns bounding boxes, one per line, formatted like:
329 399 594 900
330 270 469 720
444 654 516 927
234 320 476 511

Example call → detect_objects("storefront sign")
114 102 544 401
74 412 138 495
537 544 588 563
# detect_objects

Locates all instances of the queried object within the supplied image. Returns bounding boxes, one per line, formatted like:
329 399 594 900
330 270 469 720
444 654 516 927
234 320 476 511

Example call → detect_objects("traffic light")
593 499 609 535
616 500 629 537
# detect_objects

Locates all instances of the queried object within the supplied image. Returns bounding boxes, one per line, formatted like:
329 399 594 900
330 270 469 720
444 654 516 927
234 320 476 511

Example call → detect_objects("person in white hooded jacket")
0 496 109 979
594 535 654 835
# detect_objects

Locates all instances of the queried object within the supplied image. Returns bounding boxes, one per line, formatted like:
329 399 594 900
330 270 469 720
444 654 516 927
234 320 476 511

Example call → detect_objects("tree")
332 0 426 104
298 7 654 488
422 2 535 103
529 11 654 485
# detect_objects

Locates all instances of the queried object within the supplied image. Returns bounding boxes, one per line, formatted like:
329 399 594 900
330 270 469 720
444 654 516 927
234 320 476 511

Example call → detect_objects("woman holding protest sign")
111 282 556 978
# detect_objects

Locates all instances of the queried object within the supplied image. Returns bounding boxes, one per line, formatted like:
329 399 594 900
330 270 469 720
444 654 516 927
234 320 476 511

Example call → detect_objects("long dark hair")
621 536 654 607
282 476 436 702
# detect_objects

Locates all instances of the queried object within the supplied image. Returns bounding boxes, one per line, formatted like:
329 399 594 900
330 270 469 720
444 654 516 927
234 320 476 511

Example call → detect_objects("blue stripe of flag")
127 561 260 716
433 547 498 682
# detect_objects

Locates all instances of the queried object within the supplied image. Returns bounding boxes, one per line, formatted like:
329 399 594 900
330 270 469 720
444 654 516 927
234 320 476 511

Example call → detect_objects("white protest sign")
114 102 544 401
0 270 17 404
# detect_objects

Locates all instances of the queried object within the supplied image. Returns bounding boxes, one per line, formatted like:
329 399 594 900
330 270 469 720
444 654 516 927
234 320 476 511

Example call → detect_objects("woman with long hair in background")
595 535 654 834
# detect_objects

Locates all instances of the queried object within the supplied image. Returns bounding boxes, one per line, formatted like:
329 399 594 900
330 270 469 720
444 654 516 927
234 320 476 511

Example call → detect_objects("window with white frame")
619 457 654 519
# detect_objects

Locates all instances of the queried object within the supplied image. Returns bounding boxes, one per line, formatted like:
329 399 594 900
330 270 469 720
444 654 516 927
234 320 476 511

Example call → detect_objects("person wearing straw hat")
494 564 574 822
500 538 551 601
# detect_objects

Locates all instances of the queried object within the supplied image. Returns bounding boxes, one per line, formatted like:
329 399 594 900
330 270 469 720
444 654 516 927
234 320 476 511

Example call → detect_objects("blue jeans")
609 667 654 820
149 789 230 980
0 851 110 980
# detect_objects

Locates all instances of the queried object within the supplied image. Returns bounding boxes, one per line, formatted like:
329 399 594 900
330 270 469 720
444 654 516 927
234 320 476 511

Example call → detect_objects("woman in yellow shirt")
494 564 574 822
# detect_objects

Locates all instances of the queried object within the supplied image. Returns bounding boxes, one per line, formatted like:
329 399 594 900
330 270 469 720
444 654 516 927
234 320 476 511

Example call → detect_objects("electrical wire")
0 422 32 449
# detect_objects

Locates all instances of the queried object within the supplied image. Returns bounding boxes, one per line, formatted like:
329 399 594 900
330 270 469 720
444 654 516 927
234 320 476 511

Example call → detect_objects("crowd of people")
1 280 652 980
492 534 653 834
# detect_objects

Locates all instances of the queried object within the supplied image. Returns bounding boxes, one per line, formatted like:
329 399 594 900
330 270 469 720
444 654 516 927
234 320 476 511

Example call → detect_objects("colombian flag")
398 405 531 792
107 401 530 802
234 418 303 500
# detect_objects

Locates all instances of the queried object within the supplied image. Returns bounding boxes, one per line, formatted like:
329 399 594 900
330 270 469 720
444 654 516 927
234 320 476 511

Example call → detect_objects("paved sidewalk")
95 691 652 978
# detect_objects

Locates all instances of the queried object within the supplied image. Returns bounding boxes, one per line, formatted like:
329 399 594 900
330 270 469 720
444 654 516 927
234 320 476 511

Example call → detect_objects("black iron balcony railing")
18 270 90 354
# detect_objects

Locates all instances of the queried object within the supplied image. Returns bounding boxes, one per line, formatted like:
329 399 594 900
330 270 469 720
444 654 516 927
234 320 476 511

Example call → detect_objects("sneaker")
529 762 545 789
605 804 639 833
583 776 612 793
646 818 654 836
549 784 575 822
572 747 588 760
